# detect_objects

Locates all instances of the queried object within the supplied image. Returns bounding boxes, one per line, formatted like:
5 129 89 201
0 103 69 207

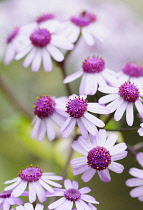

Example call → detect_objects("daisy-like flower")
126 152 143 201
48 179 99 210
31 95 68 141
0 190 23 210
98 81 143 126
117 62 143 95
14 21 74 72
71 129 127 182
4 165 63 203
15 203 44 210
62 11 107 45
59 95 110 139
64 57 117 95
138 123 143 136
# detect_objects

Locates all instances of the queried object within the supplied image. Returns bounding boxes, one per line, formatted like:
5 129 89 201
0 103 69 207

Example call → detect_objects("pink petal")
98 169 111 182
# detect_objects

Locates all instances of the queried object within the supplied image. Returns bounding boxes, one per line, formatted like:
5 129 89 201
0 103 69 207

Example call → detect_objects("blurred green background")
1 0 143 210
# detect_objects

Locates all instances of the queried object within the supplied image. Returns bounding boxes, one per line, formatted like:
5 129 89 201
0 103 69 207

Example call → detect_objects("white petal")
35 204 44 210
87 103 110 114
11 181 27 197
42 48 52 72
72 140 88 156
81 194 99 204
136 152 143 167
61 118 76 138
72 165 89 175
48 197 66 209
4 179 22 191
4 44 16 64
50 111 66 127
31 49 42 72
46 118 56 141
29 182 36 203
39 178 54 192
98 169 111 182
111 151 128 161
79 187 91 194
81 169 96 182
126 178 143 187
110 142 127 155
81 116 98 135
126 103 134 126
15 45 33 60
70 157 87 168
34 182 46 203
96 129 107 146
114 101 128 121
75 200 84 210
104 133 118 150
108 162 124 173
23 47 36 68
64 69 83 84
47 44 64 62
99 94 119 104
31 117 41 139
79 74 86 95
77 119 88 140
82 27 95 46
106 97 123 112
37 119 46 141
129 168 143 178
130 186 143 198
84 112 105 127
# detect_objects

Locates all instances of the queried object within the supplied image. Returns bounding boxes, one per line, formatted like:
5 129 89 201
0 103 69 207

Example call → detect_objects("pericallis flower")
31 96 68 141
64 57 117 95
117 62 143 95
126 152 143 201
70 129 127 182
14 21 73 72
4 165 62 203
0 190 23 210
59 95 110 139
62 11 107 45
48 179 99 210
98 81 143 126
15 203 44 210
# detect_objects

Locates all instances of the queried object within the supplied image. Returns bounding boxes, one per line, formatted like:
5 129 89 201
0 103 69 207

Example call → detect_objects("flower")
59 95 110 139
138 123 143 136
71 129 127 182
31 96 68 141
14 21 73 72
4 165 63 203
126 152 143 201
98 81 143 126
62 11 107 45
48 179 99 210
64 57 117 95
0 190 23 210
15 203 44 210
117 62 143 95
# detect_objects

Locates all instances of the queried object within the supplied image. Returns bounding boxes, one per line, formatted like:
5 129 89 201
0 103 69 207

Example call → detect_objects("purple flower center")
36 13 55 23
30 28 51 47
87 146 111 171
19 166 43 182
122 63 143 78
64 188 81 201
34 96 56 119
118 82 139 103
82 57 105 73
7 27 20 43
71 11 96 27
66 97 88 118
0 191 11 198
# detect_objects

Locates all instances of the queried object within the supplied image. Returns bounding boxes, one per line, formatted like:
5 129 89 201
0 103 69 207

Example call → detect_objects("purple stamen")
82 57 105 73
30 28 51 47
71 11 96 27
64 188 81 201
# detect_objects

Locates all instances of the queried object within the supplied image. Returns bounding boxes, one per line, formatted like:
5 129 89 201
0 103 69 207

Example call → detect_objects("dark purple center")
87 146 111 171
0 191 11 198
36 13 55 23
30 28 51 47
82 57 105 73
34 96 56 119
118 82 139 103
7 27 20 43
64 188 81 201
122 63 143 78
66 97 88 118
19 166 43 182
71 11 96 27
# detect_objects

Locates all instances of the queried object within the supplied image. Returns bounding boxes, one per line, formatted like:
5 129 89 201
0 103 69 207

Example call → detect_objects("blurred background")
0 0 143 209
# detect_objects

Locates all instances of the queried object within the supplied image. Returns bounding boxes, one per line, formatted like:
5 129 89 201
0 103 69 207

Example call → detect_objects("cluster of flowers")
2 7 143 210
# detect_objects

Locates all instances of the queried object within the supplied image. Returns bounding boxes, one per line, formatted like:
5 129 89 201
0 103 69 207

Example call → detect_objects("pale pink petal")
130 186 143 198
70 157 87 168
4 44 16 64
29 182 36 203
108 162 124 173
4 177 20 184
47 44 64 62
136 152 143 167
46 118 55 141
48 197 66 209
51 36 73 50
39 178 54 192
31 117 41 139
81 194 99 204
126 103 134 126
98 86 118 94
16 205 25 210
84 74 95 95
41 178 62 188
31 49 42 72
4 179 22 191
110 143 127 155
114 101 128 121
11 181 27 197
98 169 111 182
72 165 89 176
24 203 34 210
42 48 52 72
135 100 143 117
104 133 118 150
35 204 44 210
64 179 72 189
82 27 95 46
84 112 105 127
78 136 93 151
78 199 91 210
126 178 143 187
129 168 143 178
138 126 143 136
15 45 33 60
87 103 110 114
81 169 96 182
79 74 86 95
79 187 91 194
37 120 46 141
72 181 78 189
111 151 128 161
75 200 84 210
55 200 72 210
81 116 98 135
50 112 66 127
60 117 71 132
34 182 46 203
99 94 119 104
23 47 36 68
96 129 106 146
97 74 107 87
77 119 88 140
61 118 76 138
64 69 83 84
72 141 88 156
106 97 123 112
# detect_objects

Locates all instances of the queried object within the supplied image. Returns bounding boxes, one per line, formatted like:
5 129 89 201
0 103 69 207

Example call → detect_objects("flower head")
59 95 110 139
32 96 68 141
64 57 117 95
71 129 127 182
99 81 143 126
48 179 99 210
126 152 143 201
4 165 63 203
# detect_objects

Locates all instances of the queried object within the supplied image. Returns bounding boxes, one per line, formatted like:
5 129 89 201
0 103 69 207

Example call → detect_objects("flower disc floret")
36 13 55 23
30 28 51 47
34 96 56 119
64 188 81 201
18 166 43 182
122 63 143 77
0 191 11 198
118 82 139 103
66 97 88 118
71 11 96 27
7 27 19 43
87 146 111 171
82 57 105 73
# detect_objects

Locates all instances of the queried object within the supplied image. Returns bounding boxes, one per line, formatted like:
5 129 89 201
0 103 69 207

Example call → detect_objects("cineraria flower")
138 123 143 136
117 62 143 95
59 95 110 139
0 190 23 210
64 57 117 95
71 129 127 182
15 203 44 210
31 95 68 141
62 11 107 45
98 81 143 126
126 152 143 201
48 179 99 210
4 165 63 203
14 21 73 72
